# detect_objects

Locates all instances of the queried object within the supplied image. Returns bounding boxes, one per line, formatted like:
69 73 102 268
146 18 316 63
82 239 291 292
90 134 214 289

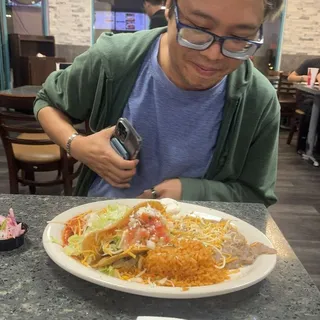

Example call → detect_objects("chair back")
277 72 297 101
0 107 59 183
0 108 55 152
0 106 81 195
267 70 281 90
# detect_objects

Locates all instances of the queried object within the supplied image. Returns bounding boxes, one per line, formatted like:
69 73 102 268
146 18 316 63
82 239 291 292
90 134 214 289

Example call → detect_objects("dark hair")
144 0 165 5
167 0 284 21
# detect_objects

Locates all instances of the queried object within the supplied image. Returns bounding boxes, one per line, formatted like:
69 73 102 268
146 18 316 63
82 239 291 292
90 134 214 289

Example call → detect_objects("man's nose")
200 41 224 61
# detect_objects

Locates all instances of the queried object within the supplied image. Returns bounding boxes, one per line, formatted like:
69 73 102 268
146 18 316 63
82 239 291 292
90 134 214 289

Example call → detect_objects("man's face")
143 1 153 18
164 0 264 90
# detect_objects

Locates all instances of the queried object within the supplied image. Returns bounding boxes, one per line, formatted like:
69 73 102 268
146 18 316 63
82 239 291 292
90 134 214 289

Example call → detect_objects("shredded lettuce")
50 236 62 246
109 235 121 250
63 234 85 256
62 204 129 258
84 204 129 235
100 266 117 277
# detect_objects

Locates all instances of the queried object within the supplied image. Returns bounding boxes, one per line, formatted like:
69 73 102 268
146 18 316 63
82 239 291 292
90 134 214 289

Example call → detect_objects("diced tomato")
140 213 152 224
124 213 170 247
126 229 135 244
62 226 73 246
61 214 85 246
137 227 150 239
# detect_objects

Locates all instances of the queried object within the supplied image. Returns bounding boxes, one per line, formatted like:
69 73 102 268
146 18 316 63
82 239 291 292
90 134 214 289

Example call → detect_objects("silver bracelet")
66 132 80 156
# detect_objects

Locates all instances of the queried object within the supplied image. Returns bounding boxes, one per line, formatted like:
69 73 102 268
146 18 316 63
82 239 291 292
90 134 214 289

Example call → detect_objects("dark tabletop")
0 86 42 98
294 83 320 95
1 194 320 320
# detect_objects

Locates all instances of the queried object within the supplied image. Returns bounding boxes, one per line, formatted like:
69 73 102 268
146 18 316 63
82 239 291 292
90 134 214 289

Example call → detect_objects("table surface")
1 195 320 320
294 83 320 95
0 86 42 98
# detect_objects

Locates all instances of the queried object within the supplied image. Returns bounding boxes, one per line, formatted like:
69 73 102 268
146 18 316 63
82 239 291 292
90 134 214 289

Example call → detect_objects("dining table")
1 194 320 320
0 85 42 113
294 83 320 167
0 86 42 98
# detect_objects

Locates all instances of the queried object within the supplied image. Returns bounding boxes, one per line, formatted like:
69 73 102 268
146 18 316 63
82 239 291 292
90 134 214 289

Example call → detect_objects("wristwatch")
66 132 80 156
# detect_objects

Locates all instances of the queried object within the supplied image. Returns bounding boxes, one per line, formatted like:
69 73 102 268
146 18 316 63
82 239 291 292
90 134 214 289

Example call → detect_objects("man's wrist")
66 132 81 156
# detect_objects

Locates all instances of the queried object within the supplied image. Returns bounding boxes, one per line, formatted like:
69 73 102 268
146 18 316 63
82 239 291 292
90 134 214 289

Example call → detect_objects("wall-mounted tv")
6 0 42 7
94 11 115 30
94 10 149 32
115 12 149 32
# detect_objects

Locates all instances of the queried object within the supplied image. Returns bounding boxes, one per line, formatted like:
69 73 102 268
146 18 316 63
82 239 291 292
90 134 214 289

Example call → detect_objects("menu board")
95 11 115 30
115 12 149 32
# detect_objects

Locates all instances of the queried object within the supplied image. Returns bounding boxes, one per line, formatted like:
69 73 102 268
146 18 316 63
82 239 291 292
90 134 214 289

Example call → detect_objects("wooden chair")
287 108 305 145
287 90 307 149
0 109 81 195
277 72 297 128
267 70 281 91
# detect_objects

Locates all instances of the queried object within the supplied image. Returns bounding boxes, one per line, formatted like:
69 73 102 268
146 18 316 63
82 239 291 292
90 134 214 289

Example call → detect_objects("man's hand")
288 71 308 83
71 126 138 188
137 179 182 200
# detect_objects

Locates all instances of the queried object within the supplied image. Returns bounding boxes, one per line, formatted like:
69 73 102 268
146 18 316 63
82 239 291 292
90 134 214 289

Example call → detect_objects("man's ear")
165 8 169 21
165 0 172 21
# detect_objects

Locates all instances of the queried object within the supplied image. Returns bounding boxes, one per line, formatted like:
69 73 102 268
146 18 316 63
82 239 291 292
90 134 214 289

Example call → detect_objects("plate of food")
42 199 276 299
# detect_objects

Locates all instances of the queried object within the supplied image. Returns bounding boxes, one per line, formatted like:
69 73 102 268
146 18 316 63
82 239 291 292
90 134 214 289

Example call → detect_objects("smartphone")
110 118 142 160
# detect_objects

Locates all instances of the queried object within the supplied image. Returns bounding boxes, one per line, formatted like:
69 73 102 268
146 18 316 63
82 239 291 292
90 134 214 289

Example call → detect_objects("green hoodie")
34 28 280 207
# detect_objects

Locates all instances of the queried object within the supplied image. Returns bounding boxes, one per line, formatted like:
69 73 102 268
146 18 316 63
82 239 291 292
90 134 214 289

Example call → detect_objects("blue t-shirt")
88 37 227 198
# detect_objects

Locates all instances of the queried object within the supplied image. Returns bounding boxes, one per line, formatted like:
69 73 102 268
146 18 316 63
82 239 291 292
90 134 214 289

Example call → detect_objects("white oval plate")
42 199 276 299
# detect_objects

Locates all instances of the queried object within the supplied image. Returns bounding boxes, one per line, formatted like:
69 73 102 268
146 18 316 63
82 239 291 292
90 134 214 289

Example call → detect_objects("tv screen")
115 12 149 32
95 11 115 30
6 0 42 7
56 62 72 71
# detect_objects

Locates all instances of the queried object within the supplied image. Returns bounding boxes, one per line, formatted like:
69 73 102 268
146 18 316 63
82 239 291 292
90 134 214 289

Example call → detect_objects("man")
144 0 167 29
34 0 283 207
288 58 320 152
288 58 320 83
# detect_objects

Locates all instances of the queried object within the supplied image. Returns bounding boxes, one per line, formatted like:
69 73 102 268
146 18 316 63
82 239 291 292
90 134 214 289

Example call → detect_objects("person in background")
143 0 167 29
288 58 320 152
288 58 320 83
34 0 284 207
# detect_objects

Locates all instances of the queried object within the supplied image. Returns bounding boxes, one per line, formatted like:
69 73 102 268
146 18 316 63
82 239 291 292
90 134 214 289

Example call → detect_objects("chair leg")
287 117 297 145
63 164 73 196
287 125 296 145
55 169 61 180
7 163 19 194
25 171 36 195
20 170 26 186
9 172 19 194
63 176 73 196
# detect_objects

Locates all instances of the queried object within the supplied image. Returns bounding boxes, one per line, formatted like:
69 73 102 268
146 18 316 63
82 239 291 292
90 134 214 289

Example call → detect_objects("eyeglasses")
173 0 264 60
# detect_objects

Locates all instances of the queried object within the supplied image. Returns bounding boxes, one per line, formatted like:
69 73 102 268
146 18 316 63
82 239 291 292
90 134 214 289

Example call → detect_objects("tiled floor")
0 131 319 290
